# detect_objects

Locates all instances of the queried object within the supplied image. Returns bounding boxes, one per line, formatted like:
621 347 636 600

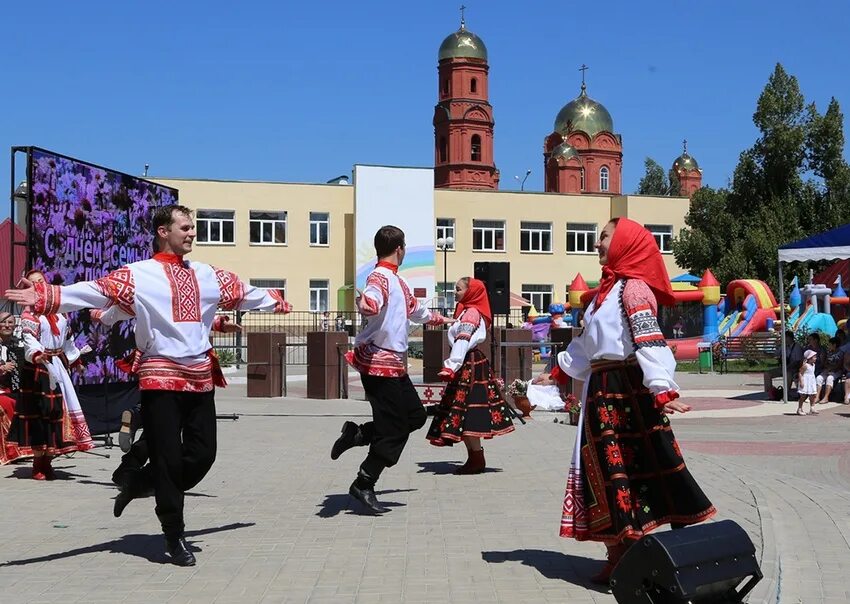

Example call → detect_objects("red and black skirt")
427 349 515 446
6 362 81 459
561 359 715 543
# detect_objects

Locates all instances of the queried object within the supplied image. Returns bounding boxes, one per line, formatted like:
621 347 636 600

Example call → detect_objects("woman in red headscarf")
5 270 94 478
537 218 715 583
426 277 514 474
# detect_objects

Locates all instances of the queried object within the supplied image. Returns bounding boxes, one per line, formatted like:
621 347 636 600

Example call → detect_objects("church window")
439 137 447 163
600 166 610 191
443 79 450 95
580 168 585 191
471 78 477 93
471 135 482 161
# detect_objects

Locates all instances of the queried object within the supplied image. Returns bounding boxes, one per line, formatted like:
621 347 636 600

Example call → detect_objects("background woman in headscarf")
5 270 94 479
0 310 23 465
536 218 715 583
426 277 514 474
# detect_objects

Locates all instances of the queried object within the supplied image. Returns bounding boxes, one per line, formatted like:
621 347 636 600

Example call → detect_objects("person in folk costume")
425 277 515 474
5 271 94 477
4 205 291 566
331 225 453 514
535 218 715 584
0 310 24 465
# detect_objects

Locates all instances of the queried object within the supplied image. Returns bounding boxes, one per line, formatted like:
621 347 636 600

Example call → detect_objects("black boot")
331 421 362 460
165 536 197 567
349 470 389 514
119 405 142 453
113 467 154 517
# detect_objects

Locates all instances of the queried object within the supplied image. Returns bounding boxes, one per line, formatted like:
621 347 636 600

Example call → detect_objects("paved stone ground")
1 370 848 603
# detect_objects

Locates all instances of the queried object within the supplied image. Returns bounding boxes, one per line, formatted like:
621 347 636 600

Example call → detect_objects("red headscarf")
454 278 492 327
25 269 60 336
595 218 675 308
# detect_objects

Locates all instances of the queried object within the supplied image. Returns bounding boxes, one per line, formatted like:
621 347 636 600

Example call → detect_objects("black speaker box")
473 261 510 315
610 520 762 603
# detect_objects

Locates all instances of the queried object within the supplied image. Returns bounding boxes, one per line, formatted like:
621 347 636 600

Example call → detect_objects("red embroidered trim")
438 368 455 382
551 363 570 385
376 261 398 273
33 283 61 315
163 264 201 322
397 278 417 317
654 390 680 408
152 252 184 265
345 344 406 377
267 288 291 313
365 272 389 311
20 312 40 338
214 268 245 311
94 267 135 315
137 356 215 392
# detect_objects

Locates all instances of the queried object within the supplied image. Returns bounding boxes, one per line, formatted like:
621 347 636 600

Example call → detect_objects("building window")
520 221 552 253
580 167 585 191
471 78 477 93
471 135 481 162
522 284 553 313
439 137 447 163
250 278 286 299
646 224 674 253
249 210 286 245
436 218 455 248
309 212 330 246
472 219 505 251
567 222 597 253
443 79 450 95
196 210 235 244
600 166 610 191
309 279 329 312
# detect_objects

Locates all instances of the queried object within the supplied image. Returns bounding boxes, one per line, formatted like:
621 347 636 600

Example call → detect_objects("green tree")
637 158 669 195
672 62 849 292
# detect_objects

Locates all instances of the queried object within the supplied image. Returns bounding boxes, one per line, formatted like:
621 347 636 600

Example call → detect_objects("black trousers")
140 389 217 538
358 374 427 481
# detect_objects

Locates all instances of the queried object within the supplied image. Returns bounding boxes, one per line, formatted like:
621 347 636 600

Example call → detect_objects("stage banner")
27 148 178 384
353 166 435 301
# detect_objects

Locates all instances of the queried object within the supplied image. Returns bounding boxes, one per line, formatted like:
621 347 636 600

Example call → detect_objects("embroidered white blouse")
557 279 678 397
34 254 290 392
347 263 440 377
443 308 487 374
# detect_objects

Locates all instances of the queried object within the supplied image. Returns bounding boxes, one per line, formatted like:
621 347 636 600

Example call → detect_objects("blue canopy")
671 273 702 283
778 223 850 262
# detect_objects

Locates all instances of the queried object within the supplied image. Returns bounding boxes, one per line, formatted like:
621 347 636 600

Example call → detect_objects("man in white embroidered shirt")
333 225 451 513
5 205 292 566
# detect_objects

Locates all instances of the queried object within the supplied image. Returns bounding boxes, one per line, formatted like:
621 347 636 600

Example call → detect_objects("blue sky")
2 0 848 220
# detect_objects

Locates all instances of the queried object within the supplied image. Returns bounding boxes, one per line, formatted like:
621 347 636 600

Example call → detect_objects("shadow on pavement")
316 489 415 518
0 522 255 566
8 467 89 481
416 461 503 475
481 549 610 593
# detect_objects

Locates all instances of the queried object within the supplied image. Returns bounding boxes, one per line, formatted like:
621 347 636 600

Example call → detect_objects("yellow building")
154 174 689 314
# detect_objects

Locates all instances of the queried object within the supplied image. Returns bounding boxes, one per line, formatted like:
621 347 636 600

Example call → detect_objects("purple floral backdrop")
28 149 178 384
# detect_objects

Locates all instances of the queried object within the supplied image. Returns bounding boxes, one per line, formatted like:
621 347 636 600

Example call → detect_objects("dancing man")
4 204 291 566
331 225 451 513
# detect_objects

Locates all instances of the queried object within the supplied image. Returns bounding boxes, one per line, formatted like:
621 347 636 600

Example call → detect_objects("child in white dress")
798 349 818 416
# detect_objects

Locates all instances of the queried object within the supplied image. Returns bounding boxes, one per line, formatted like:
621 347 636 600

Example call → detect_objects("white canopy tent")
777 223 850 403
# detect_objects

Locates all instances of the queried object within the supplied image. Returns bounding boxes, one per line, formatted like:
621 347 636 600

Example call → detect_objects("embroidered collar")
376 260 398 273
153 252 186 266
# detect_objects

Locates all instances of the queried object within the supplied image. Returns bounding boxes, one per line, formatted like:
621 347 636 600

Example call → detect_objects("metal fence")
210 307 530 367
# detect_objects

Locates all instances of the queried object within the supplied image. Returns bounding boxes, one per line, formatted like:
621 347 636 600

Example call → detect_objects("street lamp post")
513 169 532 191
436 236 455 315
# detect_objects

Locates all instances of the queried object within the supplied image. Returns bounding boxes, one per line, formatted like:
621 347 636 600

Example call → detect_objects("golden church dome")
673 152 700 173
554 86 614 138
438 26 488 61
